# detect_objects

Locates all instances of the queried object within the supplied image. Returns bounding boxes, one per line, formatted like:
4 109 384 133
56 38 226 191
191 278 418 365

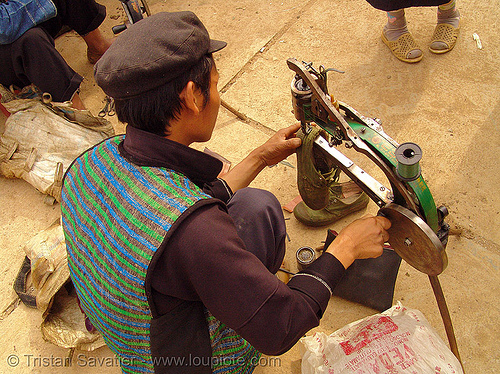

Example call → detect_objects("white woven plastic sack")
22 219 68 313
16 219 106 351
301 302 463 374
0 95 114 201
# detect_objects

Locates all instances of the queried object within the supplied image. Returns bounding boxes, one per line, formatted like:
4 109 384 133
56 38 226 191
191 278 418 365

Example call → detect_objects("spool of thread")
290 75 312 122
395 142 422 181
296 246 316 271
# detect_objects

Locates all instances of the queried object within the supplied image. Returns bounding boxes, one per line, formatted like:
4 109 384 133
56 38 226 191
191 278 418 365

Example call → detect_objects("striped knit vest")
61 136 260 373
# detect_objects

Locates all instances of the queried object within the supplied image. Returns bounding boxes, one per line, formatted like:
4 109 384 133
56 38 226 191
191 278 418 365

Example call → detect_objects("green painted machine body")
300 103 439 232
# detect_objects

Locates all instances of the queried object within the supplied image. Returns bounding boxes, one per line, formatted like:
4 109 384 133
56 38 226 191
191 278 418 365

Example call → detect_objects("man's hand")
253 123 302 167
325 215 391 269
221 123 302 192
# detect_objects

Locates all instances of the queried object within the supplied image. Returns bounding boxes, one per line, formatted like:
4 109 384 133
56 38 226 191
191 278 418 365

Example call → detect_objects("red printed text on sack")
340 317 398 355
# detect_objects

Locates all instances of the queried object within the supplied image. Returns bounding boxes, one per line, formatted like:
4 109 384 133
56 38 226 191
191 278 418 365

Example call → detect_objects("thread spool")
296 246 316 271
290 75 313 122
395 142 422 181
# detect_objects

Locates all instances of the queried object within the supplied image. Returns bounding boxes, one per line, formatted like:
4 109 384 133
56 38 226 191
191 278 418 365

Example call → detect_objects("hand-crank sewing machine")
287 58 462 366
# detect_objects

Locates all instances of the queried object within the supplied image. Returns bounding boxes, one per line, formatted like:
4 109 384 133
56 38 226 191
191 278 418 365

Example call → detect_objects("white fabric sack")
301 302 463 374
0 97 114 201
22 219 68 313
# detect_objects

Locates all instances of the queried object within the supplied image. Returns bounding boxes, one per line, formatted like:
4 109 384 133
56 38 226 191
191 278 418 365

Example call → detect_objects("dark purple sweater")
120 126 346 365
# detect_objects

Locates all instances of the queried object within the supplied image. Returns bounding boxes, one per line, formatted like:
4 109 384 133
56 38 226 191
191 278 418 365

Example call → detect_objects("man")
0 0 112 109
61 11 391 373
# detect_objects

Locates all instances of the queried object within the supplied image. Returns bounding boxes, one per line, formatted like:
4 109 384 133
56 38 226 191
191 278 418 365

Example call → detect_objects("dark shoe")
296 126 339 210
294 185 369 227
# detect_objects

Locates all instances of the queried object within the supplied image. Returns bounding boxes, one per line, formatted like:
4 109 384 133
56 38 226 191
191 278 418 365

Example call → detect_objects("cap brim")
209 39 227 53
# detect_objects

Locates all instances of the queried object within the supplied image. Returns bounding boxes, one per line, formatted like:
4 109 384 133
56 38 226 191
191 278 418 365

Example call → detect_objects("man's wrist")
325 241 355 269
248 148 268 169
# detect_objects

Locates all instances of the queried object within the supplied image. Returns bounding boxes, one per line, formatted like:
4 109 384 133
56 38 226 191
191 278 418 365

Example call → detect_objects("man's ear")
179 81 202 115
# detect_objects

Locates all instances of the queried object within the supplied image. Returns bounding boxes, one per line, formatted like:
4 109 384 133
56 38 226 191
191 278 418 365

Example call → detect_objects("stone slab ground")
0 0 499 372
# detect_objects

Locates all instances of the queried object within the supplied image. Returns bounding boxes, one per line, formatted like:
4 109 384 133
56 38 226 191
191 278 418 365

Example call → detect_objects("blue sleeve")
0 0 56 44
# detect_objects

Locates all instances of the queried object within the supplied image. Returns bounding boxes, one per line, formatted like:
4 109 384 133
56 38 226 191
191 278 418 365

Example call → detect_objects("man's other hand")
325 215 391 269
221 123 301 193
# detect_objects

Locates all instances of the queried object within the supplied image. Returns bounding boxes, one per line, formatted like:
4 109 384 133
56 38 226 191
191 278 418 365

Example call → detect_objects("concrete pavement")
0 0 499 372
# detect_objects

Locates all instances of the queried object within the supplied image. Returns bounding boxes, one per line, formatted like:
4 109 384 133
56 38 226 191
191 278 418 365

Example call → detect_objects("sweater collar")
120 125 223 185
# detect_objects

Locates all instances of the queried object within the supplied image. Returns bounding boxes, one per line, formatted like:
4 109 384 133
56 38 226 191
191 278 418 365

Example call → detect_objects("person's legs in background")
381 8 423 63
0 27 84 106
0 0 113 109
41 0 112 64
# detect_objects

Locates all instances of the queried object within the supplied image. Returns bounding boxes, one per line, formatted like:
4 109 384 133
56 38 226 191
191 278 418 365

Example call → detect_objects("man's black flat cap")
94 11 226 99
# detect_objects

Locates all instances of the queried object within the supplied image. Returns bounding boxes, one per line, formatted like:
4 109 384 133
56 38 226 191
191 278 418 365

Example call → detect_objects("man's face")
198 63 220 142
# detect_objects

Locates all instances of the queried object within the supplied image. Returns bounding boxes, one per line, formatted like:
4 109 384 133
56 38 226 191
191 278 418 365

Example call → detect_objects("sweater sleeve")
201 178 233 203
150 203 346 356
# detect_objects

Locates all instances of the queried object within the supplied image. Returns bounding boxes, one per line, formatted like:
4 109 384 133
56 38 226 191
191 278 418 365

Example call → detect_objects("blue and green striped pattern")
206 310 261 373
61 136 261 373
61 136 210 373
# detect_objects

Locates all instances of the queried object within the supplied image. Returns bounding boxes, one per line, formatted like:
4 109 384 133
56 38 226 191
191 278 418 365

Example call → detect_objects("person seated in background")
0 0 112 109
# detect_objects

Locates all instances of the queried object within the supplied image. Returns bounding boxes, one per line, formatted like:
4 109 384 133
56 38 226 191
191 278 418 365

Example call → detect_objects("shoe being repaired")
290 61 369 227
294 124 369 227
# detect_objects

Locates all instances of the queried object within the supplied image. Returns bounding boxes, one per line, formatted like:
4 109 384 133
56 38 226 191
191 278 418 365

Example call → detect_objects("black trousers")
0 0 106 102
227 187 286 274
365 0 448 11
41 0 106 38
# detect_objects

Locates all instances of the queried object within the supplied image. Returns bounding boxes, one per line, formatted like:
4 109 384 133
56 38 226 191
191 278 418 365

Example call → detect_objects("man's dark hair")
114 54 214 136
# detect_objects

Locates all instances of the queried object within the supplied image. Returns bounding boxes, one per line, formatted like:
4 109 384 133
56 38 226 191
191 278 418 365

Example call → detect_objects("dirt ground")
0 0 499 372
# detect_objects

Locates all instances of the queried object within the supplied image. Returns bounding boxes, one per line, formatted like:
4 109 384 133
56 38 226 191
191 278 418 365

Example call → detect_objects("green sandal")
382 31 423 63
